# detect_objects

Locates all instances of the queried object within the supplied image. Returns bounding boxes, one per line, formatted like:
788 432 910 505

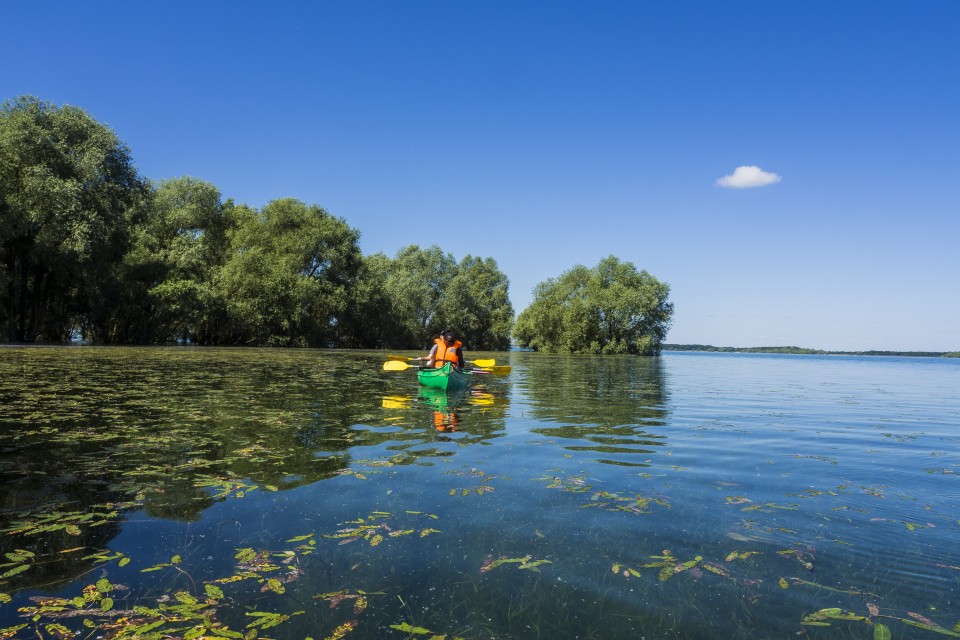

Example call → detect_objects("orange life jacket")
433 337 462 367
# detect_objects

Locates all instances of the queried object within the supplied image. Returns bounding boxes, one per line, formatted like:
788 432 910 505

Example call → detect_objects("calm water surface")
1 347 959 639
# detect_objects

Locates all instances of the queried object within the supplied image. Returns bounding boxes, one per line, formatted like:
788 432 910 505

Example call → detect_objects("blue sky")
4 2 958 351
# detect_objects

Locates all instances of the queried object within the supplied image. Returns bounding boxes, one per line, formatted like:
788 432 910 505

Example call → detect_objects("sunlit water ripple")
1 347 958 639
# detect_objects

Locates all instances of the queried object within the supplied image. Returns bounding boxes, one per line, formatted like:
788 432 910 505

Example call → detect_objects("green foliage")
439 255 514 351
218 198 362 347
369 245 514 350
383 245 458 347
98 176 233 344
0 95 146 342
1 96 514 348
513 256 672 355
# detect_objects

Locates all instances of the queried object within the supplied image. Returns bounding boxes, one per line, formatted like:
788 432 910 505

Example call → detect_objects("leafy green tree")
0 96 145 341
382 245 458 348
437 255 514 350
337 252 396 348
334 247 515 350
218 198 362 346
513 256 673 355
98 176 234 343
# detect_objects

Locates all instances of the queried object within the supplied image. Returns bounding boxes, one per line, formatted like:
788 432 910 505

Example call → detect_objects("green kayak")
417 362 474 392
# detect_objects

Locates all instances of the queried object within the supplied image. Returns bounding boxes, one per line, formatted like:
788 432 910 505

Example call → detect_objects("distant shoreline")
2 342 958 358
662 344 960 358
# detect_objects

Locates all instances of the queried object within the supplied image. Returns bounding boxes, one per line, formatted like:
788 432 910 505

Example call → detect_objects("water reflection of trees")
512 353 670 465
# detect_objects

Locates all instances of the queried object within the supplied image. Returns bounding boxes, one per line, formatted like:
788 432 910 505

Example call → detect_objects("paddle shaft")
387 354 496 368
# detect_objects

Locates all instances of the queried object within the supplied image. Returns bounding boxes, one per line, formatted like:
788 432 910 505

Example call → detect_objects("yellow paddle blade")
383 360 413 371
387 354 414 362
469 358 496 368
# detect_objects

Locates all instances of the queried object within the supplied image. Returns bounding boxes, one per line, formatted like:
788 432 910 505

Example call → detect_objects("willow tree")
375 245 514 350
382 245 458 348
0 96 145 341
437 255 514 351
513 256 673 355
217 198 362 347
101 176 234 344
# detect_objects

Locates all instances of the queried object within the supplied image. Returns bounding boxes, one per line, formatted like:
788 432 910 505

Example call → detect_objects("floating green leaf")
286 533 314 542
0 625 28 637
205 584 225 600
4 550 34 563
480 555 550 574
0 565 29 580
389 622 433 635
244 610 303 630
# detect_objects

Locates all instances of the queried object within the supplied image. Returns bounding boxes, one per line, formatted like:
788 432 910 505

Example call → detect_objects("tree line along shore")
1 96 673 354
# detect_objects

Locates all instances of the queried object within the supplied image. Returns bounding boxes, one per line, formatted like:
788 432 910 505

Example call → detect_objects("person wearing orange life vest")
424 330 464 371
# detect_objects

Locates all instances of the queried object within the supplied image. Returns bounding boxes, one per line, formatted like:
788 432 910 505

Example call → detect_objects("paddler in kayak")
423 330 464 371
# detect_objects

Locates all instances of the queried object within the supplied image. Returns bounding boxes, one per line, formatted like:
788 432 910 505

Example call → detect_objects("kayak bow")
417 362 474 392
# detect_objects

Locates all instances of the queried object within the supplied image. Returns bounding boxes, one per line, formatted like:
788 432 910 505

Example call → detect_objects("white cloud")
716 165 782 189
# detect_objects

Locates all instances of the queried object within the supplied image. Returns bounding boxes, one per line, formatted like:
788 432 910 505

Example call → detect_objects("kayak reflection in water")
433 409 459 432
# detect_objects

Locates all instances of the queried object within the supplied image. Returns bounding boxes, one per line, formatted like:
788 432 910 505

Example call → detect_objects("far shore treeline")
663 345 960 358
1 96 674 354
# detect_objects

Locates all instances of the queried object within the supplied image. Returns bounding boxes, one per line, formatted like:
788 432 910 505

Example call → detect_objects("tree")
513 256 673 355
382 245 458 348
437 255 514 350
97 176 235 344
336 252 396 348
217 198 362 346
0 96 145 341
376 246 515 350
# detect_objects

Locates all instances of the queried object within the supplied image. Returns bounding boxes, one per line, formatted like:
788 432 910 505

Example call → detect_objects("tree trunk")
16 252 29 342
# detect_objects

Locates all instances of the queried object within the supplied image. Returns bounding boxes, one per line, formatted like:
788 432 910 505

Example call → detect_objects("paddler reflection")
419 386 462 432
417 387 497 431
381 388 501 433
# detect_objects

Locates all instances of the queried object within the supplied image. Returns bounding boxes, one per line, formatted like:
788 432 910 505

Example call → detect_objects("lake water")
1 347 959 639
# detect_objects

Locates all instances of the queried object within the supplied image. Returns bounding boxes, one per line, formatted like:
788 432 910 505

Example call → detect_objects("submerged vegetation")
2 347 959 638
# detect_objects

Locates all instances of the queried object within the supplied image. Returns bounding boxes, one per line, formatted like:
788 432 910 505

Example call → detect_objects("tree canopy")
374 245 514 350
512 256 673 355
0 95 516 349
0 96 146 341
2 96 683 355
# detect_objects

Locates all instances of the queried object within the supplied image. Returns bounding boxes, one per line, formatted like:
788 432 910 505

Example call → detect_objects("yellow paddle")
383 360 416 371
382 360 510 375
387 353 497 368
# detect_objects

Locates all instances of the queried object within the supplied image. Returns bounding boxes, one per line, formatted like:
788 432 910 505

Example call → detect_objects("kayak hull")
417 362 473 392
